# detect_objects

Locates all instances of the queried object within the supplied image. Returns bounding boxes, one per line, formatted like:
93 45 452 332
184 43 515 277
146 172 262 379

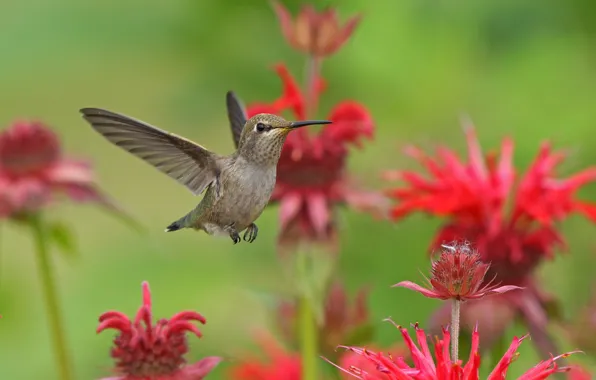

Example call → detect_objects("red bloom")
247 63 386 252
394 241 521 301
277 280 372 359
227 334 300 380
0 121 121 218
97 281 221 380
271 1 361 57
385 123 596 359
338 344 408 380
567 365 593 380
385 124 596 284
327 322 574 379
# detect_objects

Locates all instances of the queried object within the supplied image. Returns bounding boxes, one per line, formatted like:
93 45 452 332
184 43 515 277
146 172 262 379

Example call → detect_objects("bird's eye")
256 123 267 132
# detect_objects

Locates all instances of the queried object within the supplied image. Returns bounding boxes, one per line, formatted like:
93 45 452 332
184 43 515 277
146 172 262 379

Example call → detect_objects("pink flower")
327 322 575 379
0 120 122 218
394 241 522 301
97 281 221 380
271 1 362 57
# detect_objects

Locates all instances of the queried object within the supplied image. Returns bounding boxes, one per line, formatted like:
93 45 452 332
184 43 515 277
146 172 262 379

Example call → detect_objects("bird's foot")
243 223 258 243
224 224 241 244
230 232 241 244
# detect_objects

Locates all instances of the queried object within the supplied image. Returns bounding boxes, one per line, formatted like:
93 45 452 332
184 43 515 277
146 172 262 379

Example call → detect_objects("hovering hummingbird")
79 92 331 244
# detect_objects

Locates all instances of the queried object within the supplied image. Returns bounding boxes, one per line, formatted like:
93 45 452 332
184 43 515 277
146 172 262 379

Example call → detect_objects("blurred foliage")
1 0 596 378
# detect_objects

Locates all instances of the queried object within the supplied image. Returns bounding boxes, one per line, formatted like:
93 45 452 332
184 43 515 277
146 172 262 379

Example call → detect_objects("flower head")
0 120 122 218
394 241 522 301
97 281 220 380
327 322 574 379
227 333 300 380
247 63 385 252
385 123 596 284
277 280 372 359
271 1 361 57
338 343 408 380
385 122 596 358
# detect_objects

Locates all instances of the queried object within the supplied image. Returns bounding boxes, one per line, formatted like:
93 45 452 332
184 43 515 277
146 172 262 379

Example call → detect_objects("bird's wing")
226 91 248 148
80 107 220 196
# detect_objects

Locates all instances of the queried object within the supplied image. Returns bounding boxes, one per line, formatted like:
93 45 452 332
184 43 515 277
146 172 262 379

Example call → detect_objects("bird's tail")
164 208 197 232
165 221 182 232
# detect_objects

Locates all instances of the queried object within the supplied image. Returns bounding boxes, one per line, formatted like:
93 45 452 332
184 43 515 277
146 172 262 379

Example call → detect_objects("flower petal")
279 192 303 230
326 14 362 56
183 356 223 379
271 1 296 48
325 101 374 147
487 335 528 380
273 63 305 120
392 281 442 299
306 192 330 237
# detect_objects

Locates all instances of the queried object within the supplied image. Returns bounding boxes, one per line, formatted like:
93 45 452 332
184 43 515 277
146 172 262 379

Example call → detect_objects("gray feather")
80 107 220 196
226 91 248 148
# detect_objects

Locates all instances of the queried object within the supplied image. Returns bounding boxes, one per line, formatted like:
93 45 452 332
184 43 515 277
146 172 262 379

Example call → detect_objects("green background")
1 0 596 378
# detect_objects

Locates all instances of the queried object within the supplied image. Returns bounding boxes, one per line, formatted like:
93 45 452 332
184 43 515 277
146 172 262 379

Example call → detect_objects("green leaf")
47 222 78 260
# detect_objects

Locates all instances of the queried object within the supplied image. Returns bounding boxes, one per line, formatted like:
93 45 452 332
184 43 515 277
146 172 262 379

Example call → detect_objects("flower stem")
304 56 321 119
297 251 318 380
30 214 73 380
299 294 318 380
451 299 461 363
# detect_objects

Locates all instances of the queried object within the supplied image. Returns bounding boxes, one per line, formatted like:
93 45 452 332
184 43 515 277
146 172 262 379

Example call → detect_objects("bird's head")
237 113 331 165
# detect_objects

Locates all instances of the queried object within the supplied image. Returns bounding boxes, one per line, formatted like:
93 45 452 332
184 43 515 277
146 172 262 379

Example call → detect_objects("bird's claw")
243 223 258 243
230 231 241 244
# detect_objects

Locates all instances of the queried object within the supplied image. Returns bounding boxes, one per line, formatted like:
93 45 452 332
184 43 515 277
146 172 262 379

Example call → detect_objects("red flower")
567 365 593 380
246 63 386 252
271 1 361 57
394 241 521 301
0 121 122 218
97 281 221 380
227 334 301 380
338 344 408 380
384 123 596 359
277 280 372 359
327 322 574 379
385 124 596 284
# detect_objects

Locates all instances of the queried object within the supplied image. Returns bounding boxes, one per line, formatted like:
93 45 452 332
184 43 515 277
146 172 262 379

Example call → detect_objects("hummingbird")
79 91 331 244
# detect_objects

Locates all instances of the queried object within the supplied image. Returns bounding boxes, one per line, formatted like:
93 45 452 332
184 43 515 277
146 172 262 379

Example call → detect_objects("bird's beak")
288 120 332 129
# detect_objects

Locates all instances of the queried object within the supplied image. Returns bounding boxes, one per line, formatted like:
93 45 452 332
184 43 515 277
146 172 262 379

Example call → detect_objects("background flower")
385 124 596 358
2 0 596 378
0 121 123 219
97 281 220 380
246 63 385 253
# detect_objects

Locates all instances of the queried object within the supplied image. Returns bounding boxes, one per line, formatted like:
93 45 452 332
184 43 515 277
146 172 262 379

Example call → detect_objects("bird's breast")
219 163 276 228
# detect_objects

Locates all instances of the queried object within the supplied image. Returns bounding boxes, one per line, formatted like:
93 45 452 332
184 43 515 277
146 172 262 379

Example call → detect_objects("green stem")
451 299 461 363
30 214 73 380
304 56 321 119
299 294 318 380
297 251 318 380
0 223 2 289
